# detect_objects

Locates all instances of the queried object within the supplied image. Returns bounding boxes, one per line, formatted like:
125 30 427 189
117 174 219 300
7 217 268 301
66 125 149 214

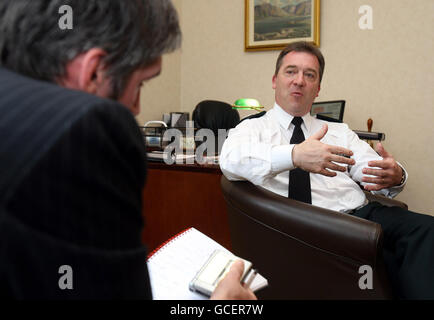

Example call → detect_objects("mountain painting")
254 0 312 42
245 0 319 51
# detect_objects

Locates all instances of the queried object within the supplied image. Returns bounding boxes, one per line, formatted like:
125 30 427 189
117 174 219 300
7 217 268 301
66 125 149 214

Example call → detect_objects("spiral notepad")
147 227 267 300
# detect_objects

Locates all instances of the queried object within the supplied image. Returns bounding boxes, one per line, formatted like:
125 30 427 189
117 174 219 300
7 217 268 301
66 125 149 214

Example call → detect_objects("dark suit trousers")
351 202 434 299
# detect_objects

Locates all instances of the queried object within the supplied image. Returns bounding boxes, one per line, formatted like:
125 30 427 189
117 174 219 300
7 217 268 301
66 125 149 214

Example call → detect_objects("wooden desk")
141 161 232 251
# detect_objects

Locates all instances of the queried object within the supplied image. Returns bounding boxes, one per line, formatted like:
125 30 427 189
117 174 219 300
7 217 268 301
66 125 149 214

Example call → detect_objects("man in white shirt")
220 41 434 299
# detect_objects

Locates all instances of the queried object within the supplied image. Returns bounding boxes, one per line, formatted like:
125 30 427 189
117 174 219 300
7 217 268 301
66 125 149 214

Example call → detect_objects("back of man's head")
0 0 181 99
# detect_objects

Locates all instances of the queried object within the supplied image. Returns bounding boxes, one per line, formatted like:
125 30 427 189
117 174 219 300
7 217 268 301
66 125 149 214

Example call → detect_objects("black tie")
289 117 312 204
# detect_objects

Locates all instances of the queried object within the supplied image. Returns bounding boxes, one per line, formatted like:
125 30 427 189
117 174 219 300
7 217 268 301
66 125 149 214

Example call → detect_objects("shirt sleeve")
219 120 294 186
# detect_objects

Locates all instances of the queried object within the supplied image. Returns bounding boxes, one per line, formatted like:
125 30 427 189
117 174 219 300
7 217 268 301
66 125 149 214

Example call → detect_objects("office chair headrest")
192 100 240 133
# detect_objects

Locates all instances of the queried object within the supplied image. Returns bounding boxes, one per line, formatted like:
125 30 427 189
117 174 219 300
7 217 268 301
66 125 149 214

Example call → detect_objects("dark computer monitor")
310 100 345 123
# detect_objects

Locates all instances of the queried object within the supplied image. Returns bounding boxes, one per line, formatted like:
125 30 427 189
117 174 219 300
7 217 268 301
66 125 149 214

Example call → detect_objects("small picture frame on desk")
170 112 189 128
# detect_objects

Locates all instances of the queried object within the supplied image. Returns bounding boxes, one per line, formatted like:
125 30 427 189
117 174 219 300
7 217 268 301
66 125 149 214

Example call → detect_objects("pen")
243 269 257 290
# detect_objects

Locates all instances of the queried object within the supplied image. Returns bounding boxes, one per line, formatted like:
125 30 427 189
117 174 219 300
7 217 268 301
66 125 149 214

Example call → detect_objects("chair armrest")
364 191 408 209
221 177 384 266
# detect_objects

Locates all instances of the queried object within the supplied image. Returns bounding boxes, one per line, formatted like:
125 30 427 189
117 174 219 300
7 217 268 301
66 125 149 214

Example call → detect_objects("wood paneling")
142 162 232 252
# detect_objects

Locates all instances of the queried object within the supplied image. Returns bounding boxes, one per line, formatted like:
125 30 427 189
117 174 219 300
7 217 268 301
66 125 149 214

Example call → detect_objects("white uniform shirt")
220 103 406 213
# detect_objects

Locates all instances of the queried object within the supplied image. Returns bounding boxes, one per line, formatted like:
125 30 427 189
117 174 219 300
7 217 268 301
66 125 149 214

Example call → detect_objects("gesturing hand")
292 124 355 177
362 142 403 191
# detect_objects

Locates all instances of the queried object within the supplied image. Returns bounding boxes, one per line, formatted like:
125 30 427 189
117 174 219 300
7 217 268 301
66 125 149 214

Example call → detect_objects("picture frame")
245 0 320 52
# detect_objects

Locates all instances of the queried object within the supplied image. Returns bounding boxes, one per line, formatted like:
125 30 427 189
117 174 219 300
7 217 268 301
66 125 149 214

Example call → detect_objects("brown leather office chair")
221 176 408 300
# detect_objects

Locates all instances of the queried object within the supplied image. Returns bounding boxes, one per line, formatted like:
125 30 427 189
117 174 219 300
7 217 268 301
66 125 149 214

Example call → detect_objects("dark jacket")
0 67 151 299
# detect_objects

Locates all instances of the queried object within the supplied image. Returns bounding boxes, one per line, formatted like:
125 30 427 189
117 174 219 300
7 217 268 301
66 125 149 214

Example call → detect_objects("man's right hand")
210 260 257 300
292 124 355 176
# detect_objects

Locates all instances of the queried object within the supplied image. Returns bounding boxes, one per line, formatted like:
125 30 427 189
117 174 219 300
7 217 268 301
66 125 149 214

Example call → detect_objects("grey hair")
0 0 182 98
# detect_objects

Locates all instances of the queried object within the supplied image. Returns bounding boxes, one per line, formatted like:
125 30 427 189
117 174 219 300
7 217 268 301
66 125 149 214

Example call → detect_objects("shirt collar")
273 102 314 133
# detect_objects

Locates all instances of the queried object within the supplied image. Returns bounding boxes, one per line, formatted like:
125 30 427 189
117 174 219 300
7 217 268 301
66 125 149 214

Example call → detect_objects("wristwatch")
399 166 406 185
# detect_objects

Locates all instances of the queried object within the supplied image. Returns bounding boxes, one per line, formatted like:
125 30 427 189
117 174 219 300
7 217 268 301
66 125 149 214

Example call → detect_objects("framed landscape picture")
245 0 320 51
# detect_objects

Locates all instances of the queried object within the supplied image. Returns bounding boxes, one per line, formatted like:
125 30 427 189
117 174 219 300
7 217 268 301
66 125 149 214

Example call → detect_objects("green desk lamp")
232 98 265 112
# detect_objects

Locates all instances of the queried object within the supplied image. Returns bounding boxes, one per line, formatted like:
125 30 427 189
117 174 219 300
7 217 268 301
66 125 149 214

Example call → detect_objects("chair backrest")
192 100 240 133
220 176 394 299
192 100 240 154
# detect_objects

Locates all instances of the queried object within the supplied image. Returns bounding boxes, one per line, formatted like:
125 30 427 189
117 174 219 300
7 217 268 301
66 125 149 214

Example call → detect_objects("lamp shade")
232 98 264 112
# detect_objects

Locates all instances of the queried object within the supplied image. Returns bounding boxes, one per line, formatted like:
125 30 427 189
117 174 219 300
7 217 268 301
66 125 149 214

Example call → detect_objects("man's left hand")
362 142 403 191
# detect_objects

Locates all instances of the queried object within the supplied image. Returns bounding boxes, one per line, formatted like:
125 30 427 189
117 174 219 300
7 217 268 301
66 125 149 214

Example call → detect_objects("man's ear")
316 84 321 97
76 48 108 94
272 74 277 89
60 48 111 96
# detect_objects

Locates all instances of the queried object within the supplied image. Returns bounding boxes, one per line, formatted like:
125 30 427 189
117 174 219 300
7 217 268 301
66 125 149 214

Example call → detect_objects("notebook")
147 228 268 300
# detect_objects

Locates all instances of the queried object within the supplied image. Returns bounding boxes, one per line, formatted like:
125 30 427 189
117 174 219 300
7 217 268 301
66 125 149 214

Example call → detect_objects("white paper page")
147 228 228 300
147 228 267 300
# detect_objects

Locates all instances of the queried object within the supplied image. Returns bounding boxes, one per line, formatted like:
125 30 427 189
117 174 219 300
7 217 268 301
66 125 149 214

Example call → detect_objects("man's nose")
293 71 305 87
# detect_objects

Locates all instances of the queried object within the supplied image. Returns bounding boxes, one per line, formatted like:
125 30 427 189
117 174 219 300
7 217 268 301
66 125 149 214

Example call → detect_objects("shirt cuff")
270 144 294 173
396 163 408 187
